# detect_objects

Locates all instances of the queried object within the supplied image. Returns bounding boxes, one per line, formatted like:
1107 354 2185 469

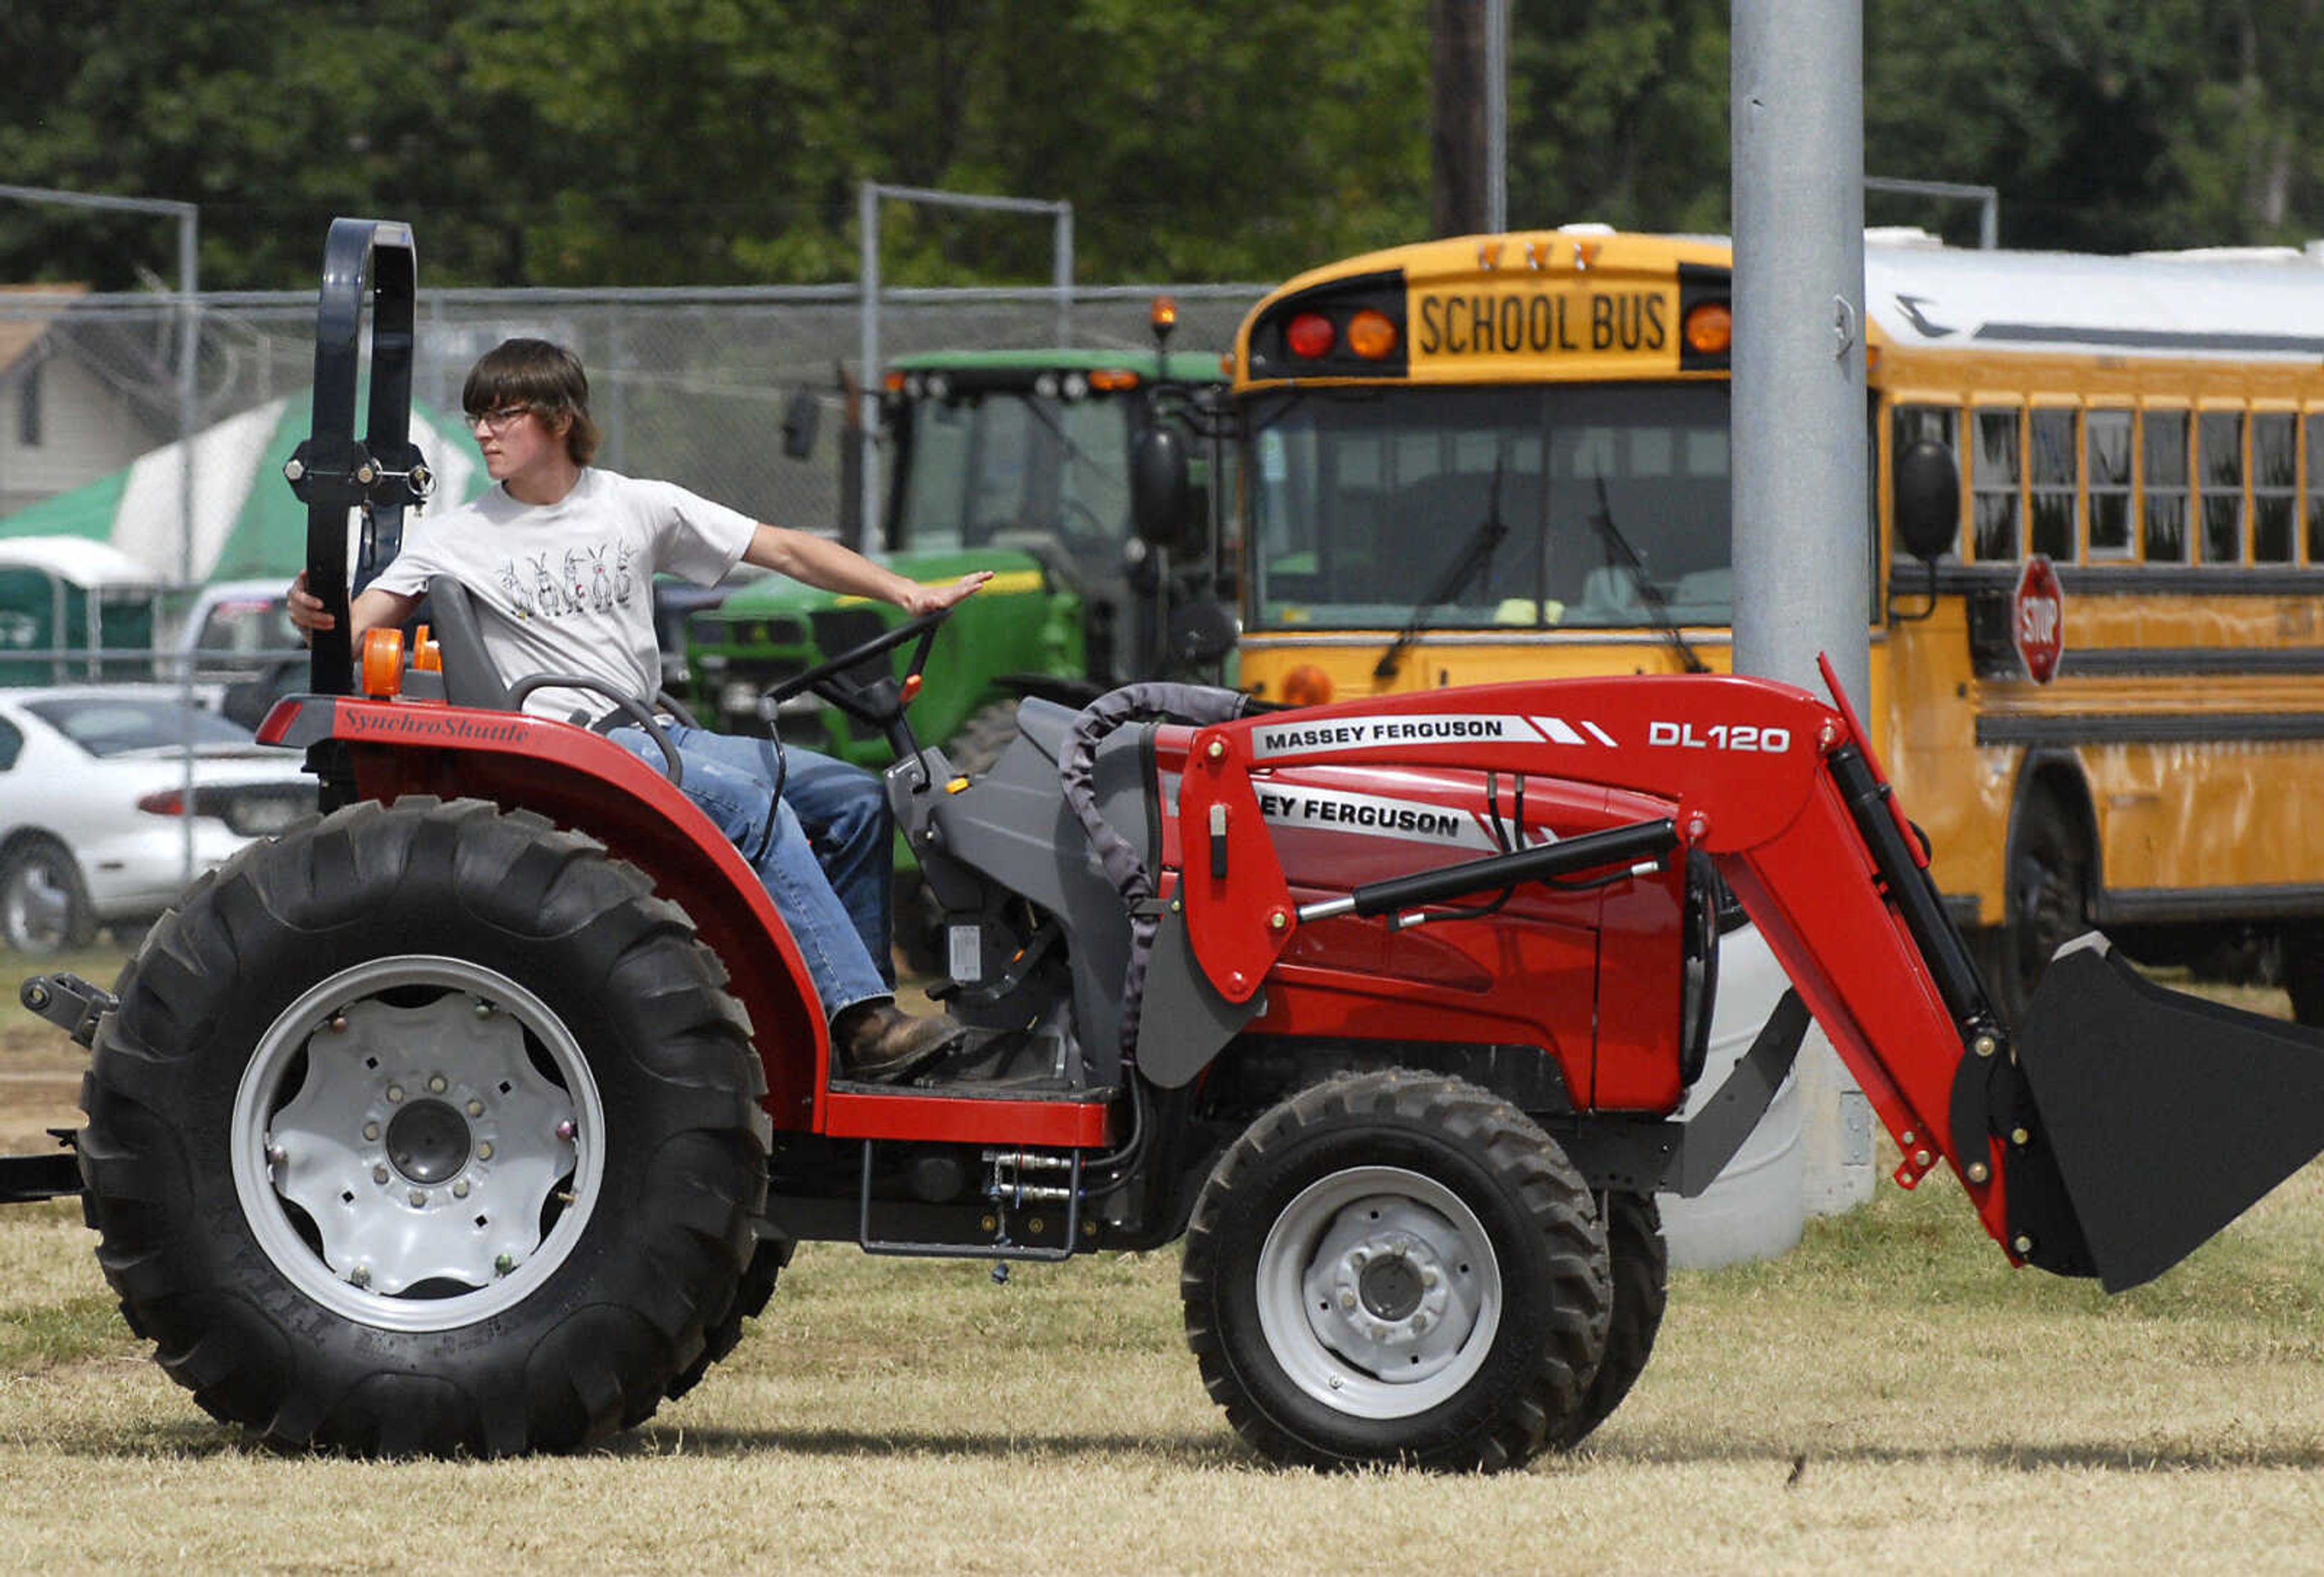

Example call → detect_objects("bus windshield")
1245 382 1733 631
892 390 1134 557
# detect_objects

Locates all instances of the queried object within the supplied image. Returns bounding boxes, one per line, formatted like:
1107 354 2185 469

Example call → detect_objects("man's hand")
899 570 995 617
286 571 330 638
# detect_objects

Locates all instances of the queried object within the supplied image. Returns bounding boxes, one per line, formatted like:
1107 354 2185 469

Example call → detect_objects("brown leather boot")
834 1000 962 1082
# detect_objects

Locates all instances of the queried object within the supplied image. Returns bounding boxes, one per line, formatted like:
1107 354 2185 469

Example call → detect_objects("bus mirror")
1132 425 1194 551
781 388 821 461
1893 439 1960 561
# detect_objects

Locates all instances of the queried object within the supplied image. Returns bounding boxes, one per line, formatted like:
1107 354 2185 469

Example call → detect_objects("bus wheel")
2282 927 2324 1028
1989 790 2092 1026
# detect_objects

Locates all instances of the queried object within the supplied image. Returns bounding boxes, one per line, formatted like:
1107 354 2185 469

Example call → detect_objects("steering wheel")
763 605 952 727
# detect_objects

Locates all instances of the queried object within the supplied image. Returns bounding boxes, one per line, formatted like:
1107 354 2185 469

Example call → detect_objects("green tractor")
688 336 1235 770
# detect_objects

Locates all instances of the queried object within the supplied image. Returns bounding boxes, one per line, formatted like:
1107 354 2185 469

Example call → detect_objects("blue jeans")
608 723 892 1019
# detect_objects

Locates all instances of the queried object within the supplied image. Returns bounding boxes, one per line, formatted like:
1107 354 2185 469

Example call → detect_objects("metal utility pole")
1730 1 1877 1212
1431 0 1491 236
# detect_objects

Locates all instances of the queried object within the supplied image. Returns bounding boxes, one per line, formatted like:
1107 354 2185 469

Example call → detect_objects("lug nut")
467 1100 485 1118
372 1165 390 1184
363 1121 381 1141
1913 1149 1932 1169
349 1265 372 1288
427 1075 448 1094
452 1179 470 1199
328 1014 347 1034
2011 1127 2031 1147
266 1144 287 1167
386 1084 404 1104
1972 1033 1998 1059
554 1120 577 1143
476 1142 494 1161
494 1254 515 1276
1965 1161 1989 1184
1339 1290 1357 1311
408 1189 427 1208
474 1002 493 1020
2013 1234 2034 1255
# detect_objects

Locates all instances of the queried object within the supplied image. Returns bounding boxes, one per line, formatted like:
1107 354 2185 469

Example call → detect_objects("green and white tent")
0 394 485 585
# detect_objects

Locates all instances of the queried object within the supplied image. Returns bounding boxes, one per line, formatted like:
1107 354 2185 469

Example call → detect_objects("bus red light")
1346 310 1398 360
1285 312 1336 360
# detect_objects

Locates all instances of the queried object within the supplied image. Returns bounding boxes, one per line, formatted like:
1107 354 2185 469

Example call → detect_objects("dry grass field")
7 945 2324 1572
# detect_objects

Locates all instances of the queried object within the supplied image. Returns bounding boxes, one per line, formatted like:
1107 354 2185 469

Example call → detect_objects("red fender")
262 695 830 1129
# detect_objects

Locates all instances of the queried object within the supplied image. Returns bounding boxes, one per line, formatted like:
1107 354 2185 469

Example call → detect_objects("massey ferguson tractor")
7 219 2324 1471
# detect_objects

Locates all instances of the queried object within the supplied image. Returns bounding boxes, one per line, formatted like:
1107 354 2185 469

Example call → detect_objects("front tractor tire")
1181 1072 1611 1472
77 797 772 1457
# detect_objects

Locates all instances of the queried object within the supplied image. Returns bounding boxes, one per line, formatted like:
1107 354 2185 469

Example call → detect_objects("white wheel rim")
230 956 606 1332
1255 1164 1503 1420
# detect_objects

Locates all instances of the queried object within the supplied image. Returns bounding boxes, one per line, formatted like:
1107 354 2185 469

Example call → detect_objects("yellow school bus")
1227 227 2324 1021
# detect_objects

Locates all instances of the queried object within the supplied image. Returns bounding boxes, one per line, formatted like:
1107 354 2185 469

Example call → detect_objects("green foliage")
6 1 2322 290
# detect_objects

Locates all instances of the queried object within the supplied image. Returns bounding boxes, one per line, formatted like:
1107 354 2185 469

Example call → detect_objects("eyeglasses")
467 404 533 433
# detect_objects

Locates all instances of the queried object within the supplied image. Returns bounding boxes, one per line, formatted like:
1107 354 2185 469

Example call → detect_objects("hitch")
20 973 116 1050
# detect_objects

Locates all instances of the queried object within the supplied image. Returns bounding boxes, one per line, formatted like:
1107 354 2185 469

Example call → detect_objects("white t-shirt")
372 468 757 722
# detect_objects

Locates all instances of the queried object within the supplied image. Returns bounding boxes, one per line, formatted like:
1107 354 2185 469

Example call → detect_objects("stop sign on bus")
2012 555 2064 684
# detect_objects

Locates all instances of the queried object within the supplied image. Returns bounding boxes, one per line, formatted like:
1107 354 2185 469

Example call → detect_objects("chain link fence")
0 283 1270 542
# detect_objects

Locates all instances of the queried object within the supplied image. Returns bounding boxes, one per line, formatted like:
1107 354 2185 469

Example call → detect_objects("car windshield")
26 696 257 757
1242 382 1735 631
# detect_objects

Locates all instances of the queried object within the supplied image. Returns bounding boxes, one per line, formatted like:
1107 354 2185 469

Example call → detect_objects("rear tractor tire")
77 796 771 1457
1181 1070 1611 1472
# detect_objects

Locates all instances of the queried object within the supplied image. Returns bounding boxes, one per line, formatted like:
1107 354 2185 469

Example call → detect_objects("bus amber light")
1684 302 1733 355
1285 312 1336 360
1280 664 1335 706
1347 309 1399 360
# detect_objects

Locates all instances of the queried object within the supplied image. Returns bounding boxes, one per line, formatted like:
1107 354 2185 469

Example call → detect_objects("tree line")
4 0 2317 292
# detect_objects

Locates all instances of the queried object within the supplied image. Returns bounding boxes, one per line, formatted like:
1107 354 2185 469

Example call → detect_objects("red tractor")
9 220 2324 1470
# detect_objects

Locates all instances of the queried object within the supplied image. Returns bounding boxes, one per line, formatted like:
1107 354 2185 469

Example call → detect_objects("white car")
0 685 314 954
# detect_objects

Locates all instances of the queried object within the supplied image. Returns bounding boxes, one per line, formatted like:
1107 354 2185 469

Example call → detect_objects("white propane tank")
1657 923 1808 1269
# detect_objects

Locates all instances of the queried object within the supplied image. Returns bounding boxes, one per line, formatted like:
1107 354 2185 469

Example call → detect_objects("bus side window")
2085 410 2133 557
2307 412 2324 562
1972 407 2020 560
2142 410 2189 562
2253 412 2296 563
2029 408 2076 560
2199 410 2245 564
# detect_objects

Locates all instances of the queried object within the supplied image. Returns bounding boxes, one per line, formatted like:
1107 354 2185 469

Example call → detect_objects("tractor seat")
422 577 517 711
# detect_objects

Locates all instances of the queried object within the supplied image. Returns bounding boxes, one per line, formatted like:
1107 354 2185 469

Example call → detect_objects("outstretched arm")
743 525 991 615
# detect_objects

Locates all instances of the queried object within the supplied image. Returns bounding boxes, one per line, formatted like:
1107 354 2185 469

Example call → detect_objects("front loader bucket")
2014 938 2324 1291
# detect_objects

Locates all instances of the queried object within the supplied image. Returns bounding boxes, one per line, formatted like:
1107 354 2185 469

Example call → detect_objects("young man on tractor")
287 337 991 1080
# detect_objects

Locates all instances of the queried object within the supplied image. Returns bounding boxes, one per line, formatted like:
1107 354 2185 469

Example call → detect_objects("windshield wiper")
1375 459 1508 680
1586 474 1709 674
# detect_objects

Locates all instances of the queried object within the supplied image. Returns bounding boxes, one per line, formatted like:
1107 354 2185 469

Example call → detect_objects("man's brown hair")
462 338 601 465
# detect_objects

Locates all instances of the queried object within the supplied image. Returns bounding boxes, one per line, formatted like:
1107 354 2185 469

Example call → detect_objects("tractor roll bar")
283 217 428 700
